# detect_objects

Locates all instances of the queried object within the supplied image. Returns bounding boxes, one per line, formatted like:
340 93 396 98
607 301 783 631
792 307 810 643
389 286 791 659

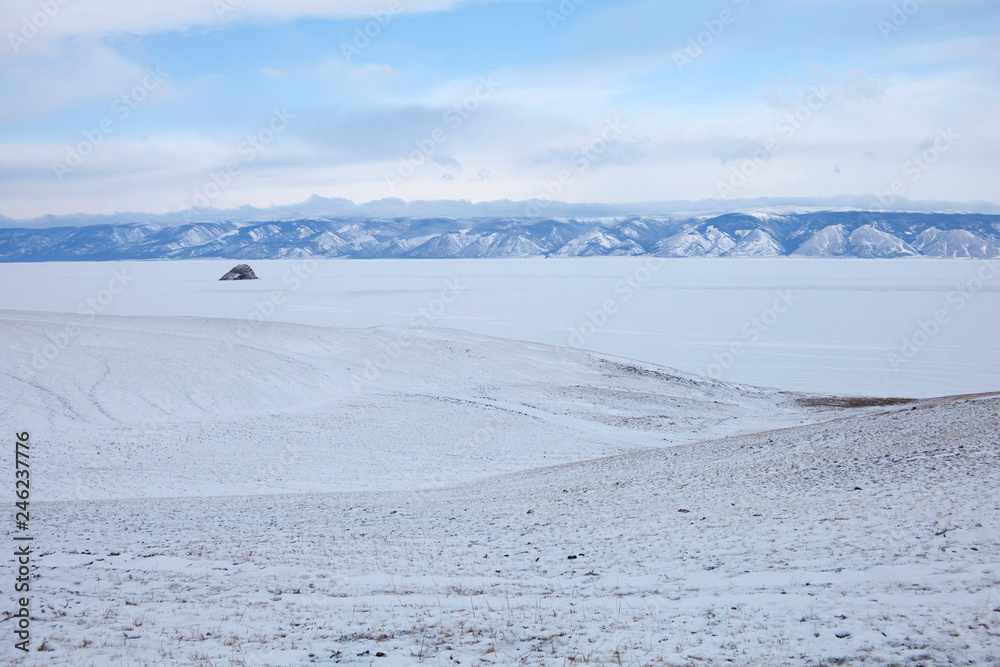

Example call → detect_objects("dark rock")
219 264 258 281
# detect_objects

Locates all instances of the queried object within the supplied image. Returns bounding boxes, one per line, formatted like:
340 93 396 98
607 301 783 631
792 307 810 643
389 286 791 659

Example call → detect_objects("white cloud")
0 0 495 43
0 39 178 122
892 33 1000 67
0 1 996 217
2 58 996 218
343 62 396 82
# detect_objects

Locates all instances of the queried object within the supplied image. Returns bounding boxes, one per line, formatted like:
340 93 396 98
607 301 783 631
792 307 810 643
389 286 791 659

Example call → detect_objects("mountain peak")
1 211 998 261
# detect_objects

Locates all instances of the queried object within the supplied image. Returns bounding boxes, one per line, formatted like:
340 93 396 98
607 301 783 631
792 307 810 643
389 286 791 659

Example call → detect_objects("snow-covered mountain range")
2 210 999 261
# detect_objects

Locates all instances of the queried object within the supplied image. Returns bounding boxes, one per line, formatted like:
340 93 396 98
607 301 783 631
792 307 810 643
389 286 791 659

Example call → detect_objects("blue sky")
0 0 998 218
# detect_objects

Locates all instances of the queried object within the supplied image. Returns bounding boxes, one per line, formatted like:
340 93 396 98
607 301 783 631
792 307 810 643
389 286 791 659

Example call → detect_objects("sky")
0 0 998 219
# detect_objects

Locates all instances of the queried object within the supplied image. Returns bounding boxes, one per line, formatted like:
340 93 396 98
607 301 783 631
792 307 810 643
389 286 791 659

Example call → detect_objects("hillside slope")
5 392 998 665
1 311 849 501
2 312 997 665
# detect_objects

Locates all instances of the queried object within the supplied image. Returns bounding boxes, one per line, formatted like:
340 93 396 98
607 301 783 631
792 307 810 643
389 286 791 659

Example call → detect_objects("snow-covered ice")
0 257 997 397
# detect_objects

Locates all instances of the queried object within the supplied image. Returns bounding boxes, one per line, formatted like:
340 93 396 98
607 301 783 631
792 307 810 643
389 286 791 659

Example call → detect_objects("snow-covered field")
0 258 997 396
3 312 836 500
13 393 1000 666
1 259 999 665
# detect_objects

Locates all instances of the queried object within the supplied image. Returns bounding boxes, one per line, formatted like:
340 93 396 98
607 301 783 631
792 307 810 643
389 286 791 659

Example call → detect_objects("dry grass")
797 396 918 408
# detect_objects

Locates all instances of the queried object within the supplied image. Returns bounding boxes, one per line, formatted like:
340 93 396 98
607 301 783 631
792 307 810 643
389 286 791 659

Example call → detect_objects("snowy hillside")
1 312 997 665
2 211 999 261
1 311 840 500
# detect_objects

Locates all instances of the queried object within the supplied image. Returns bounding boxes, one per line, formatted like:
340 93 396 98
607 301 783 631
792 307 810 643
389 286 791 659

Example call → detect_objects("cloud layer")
1 0 998 217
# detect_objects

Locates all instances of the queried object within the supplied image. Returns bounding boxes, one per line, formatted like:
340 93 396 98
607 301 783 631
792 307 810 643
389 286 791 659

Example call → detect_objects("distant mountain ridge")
1 211 999 261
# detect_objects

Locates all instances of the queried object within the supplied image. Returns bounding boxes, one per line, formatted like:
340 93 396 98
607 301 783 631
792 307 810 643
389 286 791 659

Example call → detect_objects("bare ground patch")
797 396 919 409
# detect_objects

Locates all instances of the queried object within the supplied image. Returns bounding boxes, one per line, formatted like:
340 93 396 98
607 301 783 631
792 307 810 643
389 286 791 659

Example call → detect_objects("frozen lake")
1 257 997 397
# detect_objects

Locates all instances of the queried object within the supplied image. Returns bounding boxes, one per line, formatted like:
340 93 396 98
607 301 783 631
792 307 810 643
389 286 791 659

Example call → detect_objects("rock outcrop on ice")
219 264 258 280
